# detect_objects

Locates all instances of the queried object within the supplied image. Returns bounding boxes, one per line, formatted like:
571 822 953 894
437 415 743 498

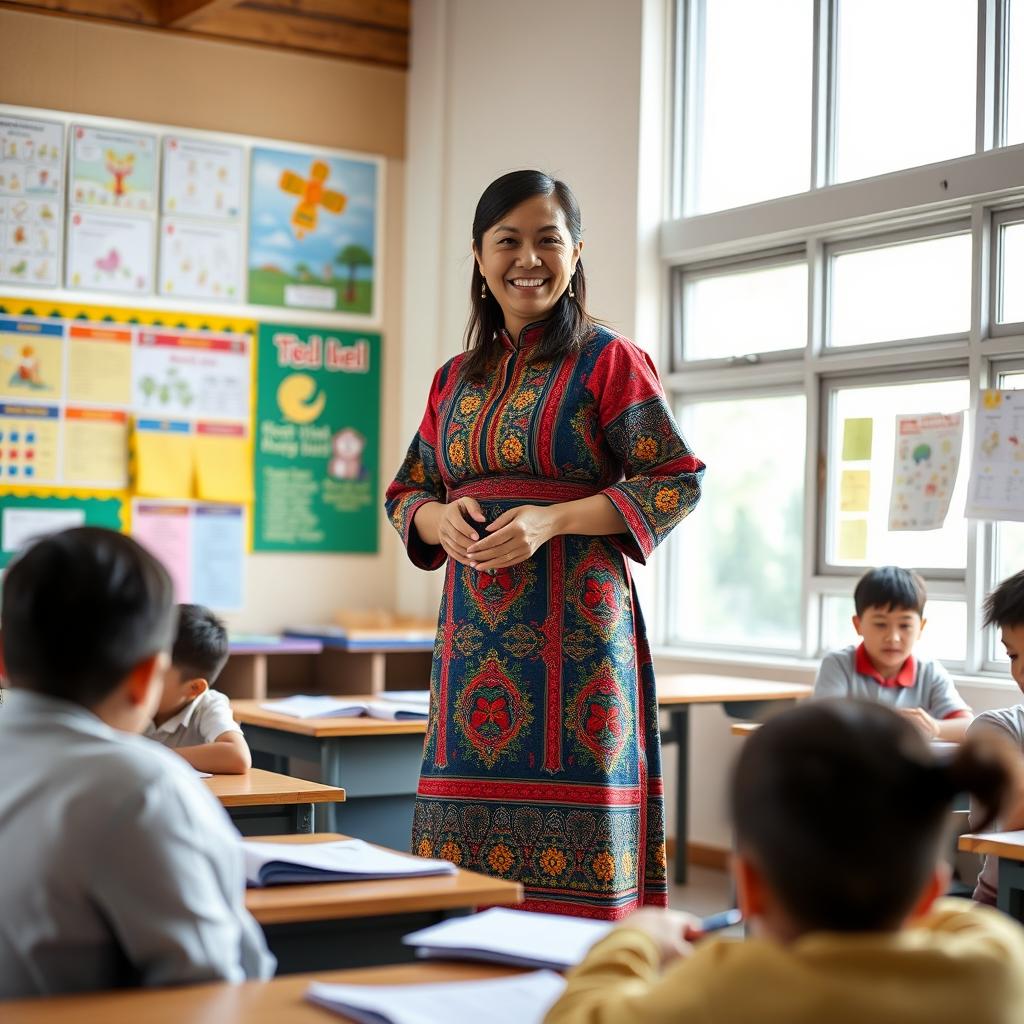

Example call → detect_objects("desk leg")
294 803 314 834
664 707 689 886
320 743 343 833
998 857 1024 920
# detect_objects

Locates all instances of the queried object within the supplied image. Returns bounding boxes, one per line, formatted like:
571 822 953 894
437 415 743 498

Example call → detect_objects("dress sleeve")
384 364 449 570
596 340 705 564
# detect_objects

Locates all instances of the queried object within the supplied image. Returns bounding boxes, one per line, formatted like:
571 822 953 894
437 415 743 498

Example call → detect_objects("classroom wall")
0 7 407 631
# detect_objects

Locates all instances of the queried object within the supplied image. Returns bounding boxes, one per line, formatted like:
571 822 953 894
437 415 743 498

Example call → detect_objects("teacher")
385 170 704 919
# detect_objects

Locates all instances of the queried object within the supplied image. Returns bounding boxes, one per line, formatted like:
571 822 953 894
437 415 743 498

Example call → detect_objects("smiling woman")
385 170 706 920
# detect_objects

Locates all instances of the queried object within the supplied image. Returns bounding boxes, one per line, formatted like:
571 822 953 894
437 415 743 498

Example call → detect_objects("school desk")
730 721 761 737
656 675 813 883
232 699 427 843
959 830 1024 919
243 833 523 973
218 636 325 700
204 768 346 836
1 962 523 1024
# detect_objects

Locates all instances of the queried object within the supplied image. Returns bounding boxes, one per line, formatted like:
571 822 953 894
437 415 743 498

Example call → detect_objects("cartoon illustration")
912 443 932 464
277 374 325 424
137 366 194 408
8 345 44 389
335 245 373 303
95 248 121 276
982 431 1000 457
329 428 365 480
279 160 346 240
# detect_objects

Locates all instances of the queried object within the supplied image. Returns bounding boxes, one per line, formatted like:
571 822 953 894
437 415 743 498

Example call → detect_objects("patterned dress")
385 323 704 919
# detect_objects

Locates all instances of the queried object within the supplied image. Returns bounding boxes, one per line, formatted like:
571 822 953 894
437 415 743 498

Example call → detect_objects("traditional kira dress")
385 323 704 919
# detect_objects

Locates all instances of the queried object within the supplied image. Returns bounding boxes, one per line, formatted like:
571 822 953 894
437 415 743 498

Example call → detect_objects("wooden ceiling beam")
3 0 158 24
249 0 408 32
188 6 407 66
160 0 243 28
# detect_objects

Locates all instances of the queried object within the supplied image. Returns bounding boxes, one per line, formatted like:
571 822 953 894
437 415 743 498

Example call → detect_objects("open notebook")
243 838 456 887
306 970 565 1024
403 907 613 970
261 694 429 720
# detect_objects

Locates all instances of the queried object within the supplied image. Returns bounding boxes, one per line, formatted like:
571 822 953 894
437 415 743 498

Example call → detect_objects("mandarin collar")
499 321 547 352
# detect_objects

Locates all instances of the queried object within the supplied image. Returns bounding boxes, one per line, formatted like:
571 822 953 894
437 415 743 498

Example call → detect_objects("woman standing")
385 170 704 919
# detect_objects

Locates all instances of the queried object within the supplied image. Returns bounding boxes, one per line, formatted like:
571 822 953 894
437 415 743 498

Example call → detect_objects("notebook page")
306 969 566 1024
260 695 367 718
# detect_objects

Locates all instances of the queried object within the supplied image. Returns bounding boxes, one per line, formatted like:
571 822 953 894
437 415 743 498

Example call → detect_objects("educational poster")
63 408 129 488
158 219 242 302
67 324 133 406
0 492 124 568
0 403 59 483
66 211 154 294
161 136 244 220
254 322 379 552
0 316 64 402
966 390 1024 522
0 114 64 287
889 412 964 530
132 499 245 609
133 328 250 422
248 147 380 317
70 125 157 213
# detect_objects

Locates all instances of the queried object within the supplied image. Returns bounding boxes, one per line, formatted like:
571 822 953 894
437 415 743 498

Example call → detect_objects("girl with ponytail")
545 700 1024 1024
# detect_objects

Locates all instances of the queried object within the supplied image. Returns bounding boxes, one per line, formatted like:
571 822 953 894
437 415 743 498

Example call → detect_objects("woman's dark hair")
2 526 176 708
462 170 596 382
732 699 1011 933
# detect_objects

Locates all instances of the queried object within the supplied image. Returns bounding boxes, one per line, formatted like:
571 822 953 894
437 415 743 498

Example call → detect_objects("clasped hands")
438 496 555 571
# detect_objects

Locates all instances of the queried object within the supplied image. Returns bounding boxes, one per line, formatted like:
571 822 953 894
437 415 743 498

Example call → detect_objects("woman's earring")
480 280 487 298
568 275 575 299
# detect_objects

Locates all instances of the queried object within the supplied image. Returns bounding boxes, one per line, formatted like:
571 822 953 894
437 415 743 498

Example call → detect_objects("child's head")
984 569 1024 692
155 604 229 721
1 527 174 729
852 565 927 676
731 699 1011 939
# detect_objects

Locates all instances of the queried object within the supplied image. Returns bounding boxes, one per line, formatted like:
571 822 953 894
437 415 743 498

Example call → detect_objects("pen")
699 908 742 932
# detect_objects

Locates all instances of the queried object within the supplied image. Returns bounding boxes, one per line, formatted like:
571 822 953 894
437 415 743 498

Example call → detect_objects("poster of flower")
247 146 381 319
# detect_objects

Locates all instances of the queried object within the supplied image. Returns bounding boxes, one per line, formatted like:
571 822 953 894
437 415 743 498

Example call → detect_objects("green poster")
254 323 379 552
0 494 124 568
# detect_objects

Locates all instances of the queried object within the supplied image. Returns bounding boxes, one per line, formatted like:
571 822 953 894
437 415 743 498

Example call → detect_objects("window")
685 0 813 213
680 258 807 361
833 0 977 183
824 376 971 572
828 231 972 348
671 393 806 652
666 1 1024 673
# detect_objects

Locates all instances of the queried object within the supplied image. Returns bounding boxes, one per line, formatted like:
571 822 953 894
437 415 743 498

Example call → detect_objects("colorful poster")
0 317 64 402
132 499 244 610
254 322 379 552
70 125 157 213
889 412 964 531
67 324 133 405
966 390 1024 521
133 328 250 421
158 218 242 302
0 493 123 567
66 211 154 294
162 136 244 220
0 114 64 288
63 408 129 488
0 403 59 483
248 147 380 316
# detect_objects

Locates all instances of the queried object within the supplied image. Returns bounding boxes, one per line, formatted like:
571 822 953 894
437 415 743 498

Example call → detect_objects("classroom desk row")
960 830 1024 920
208 769 346 835
234 675 813 884
2 963 522 1024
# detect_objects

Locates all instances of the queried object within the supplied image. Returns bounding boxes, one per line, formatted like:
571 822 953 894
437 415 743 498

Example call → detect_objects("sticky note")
842 418 873 461
135 427 194 498
838 519 868 561
195 433 253 503
840 470 871 512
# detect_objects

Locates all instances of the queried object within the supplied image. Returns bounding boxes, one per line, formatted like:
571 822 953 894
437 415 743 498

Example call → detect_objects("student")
969 568 1024 905
544 700 1024 1024
814 565 972 741
0 528 274 999
146 603 251 775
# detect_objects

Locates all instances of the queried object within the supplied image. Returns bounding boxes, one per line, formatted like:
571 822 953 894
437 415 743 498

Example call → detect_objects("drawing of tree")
335 244 373 303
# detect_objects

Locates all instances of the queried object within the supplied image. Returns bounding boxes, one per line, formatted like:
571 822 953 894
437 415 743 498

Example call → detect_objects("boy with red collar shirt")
813 566 972 742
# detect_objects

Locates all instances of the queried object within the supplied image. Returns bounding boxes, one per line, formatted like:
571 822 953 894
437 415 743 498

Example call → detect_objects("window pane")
827 377 970 570
1007 0 1024 146
834 0 977 183
829 234 971 347
992 369 1024 664
674 393 805 650
999 221 1024 325
691 0 812 213
684 262 807 360
821 595 967 664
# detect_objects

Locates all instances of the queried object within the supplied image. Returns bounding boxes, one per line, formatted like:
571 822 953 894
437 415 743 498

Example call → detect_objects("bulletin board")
0 294 253 604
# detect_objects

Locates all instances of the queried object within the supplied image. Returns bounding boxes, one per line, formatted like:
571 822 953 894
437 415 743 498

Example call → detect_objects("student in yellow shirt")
545 700 1024 1024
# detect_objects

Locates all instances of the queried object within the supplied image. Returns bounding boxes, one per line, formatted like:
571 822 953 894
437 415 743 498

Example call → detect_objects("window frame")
990 206 1024 334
